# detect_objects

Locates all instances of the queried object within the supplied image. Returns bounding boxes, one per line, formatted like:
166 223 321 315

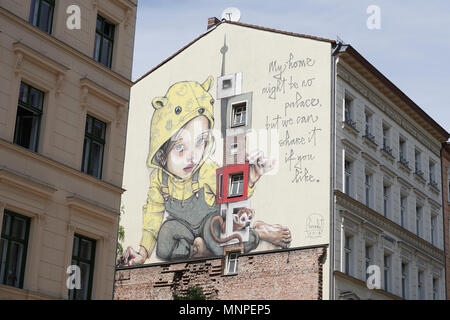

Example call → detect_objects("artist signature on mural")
305 213 324 238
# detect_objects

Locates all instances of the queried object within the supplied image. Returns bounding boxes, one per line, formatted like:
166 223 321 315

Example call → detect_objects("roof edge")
133 19 336 84
341 45 449 141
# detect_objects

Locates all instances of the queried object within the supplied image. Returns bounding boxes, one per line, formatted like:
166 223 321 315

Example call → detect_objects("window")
432 278 439 300
383 253 391 292
382 123 392 154
231 102 247 127
228 173 244 197
429 161 437 188
401 262 409 299
0 211 31 289
415 149 422 175
363 110 375 143
364 172 372 208
225 252 238 275
222 79 232 89
416 205 422 237
383 184 391 218
14 82 44 152
344 160 352 196
94 15 115 68
68 234 96 300
364 244 373 281
400 195 407 228
344 95 353 122
344 234 353 276
82 115 106 179
417 270 424 300
29 0 54 34
399 137 408 165
431 214 437 246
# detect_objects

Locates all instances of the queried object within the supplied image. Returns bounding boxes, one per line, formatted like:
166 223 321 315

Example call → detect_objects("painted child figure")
122 76 291 266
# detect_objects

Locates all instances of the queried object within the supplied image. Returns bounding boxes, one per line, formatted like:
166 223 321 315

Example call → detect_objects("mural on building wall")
120 73 292 265
119 30 331 266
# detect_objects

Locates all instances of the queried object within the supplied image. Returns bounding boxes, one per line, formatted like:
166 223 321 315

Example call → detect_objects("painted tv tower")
215 35 254 247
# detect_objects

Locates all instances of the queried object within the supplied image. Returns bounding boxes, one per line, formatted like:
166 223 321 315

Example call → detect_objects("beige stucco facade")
0 0 137 299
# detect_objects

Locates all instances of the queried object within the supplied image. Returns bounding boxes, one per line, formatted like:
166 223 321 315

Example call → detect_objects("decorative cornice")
0 138 125 195
66 194 119 223
0 166 57 199
12 42 69 86
80 77 128 127
341 138 361 156
335 190 445 263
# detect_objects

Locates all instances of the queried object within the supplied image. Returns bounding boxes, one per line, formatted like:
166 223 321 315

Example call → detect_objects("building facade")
114 18 448 300
442 142 450 299
333 46 449 300
0 0 137 299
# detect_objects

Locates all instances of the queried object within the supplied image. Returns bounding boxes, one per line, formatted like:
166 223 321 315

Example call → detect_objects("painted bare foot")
192 237 213 258
254 221 291 248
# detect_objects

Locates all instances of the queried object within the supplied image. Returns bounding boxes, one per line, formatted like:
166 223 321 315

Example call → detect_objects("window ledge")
66 194 120 223
362 135 378 150
342 120 359 136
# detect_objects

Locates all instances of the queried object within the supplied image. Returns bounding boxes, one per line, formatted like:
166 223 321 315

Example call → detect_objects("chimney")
207 17 220 30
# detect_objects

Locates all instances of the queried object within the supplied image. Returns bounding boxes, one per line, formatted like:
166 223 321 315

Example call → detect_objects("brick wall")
114 246 327 300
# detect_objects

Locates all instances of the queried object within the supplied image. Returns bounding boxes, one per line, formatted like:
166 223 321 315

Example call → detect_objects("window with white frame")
225 252 239 275
364 243 373 281
228 173 244 197
399 137 407 165
415 149 422 175
416 205 423 238
417 270 424 300
401 262 409 299
400 195 407 228
231 102 247 127
344 94 354 123
432 277 439 300
344 234 354 276
383 183 391 218
364 109 374 141
431 214 438 246
383 253 392 292
344 159 353 197
365 172 373 208
381 122 392 156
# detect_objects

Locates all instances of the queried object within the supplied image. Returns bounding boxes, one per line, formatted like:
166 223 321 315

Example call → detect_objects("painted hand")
122 246 147 266
247 150 275 188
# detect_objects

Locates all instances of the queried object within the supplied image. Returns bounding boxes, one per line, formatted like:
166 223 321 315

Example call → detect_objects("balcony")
362 132 378 150
380 145 395 163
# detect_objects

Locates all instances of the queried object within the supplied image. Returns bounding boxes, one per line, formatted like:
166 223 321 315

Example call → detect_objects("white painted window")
344 234 354 276
383 253 391 292
225 252 238 275
417 270 424 300
416 205 423 238
364 244 373 281
383 183 391 218
431 214 437 246
229 173 244 197
365 172 372 208
432 277 439 300
231 102 247 127
400 195 407 228
344 160 353 196
399 137 407 164
415 149 422 174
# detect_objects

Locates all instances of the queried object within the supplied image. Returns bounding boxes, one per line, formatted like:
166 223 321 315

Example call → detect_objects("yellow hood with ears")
147 76 216 176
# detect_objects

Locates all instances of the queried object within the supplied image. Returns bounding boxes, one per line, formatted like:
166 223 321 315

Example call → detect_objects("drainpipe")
329 41 343 300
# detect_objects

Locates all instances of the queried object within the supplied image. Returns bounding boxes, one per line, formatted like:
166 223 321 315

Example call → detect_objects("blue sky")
132 0 450 134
